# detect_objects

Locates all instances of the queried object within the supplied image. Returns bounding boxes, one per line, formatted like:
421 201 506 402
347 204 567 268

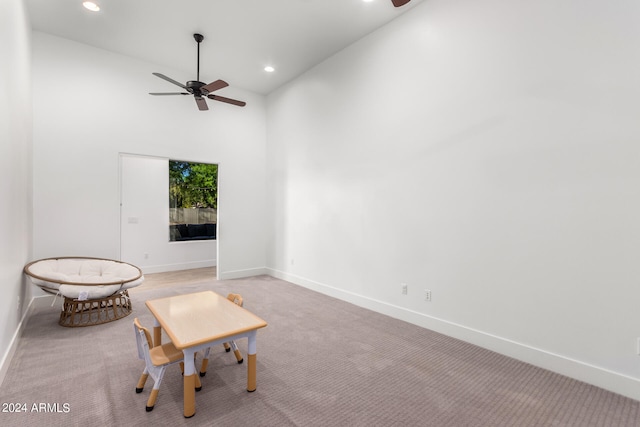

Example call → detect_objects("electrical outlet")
401 283 408 295
144 253 149 259
424 289 432 302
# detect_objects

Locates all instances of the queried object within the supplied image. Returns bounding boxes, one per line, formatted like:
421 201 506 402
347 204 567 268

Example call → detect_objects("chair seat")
150 342 183 366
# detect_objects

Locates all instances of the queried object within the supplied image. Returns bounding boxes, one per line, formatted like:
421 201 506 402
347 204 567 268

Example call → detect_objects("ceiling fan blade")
195 96 209 111
201 79 229 94
391 0 411 6
207 94 246 107
149 92 190 95
152 72 188 90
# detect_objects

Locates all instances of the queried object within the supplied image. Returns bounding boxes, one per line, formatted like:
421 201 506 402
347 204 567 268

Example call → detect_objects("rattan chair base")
59 290 132 327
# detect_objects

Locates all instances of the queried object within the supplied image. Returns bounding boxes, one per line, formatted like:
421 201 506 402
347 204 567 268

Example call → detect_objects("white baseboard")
0 295 53 388
141 260 216 274
0 331 20 389
267 268 640 401
219 267 268 280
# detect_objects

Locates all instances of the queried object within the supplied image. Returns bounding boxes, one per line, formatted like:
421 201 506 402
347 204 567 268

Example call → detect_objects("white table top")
145 291 267 350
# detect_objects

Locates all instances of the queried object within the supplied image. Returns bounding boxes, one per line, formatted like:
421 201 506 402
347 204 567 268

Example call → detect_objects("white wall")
120 154 217 273
267 0 640 399
0 0 32 384
31 32 267 280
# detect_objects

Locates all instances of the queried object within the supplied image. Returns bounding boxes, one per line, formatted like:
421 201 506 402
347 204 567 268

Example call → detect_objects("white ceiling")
25 0 423 95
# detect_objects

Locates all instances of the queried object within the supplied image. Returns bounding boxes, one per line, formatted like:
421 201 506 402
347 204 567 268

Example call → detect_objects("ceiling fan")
149 33 246 111
391 0 411 6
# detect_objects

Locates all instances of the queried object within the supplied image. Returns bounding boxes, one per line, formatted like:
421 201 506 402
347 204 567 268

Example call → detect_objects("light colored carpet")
0 269 638 426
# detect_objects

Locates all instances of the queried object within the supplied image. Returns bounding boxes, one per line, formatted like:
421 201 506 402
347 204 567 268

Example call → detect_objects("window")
169 160 218 242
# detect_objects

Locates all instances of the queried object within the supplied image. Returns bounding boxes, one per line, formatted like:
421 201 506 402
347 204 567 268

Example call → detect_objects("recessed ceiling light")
264 66 275 73
82 2 100 12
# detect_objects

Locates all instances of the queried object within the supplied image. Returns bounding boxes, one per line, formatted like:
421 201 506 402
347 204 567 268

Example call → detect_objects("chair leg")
199 348 211 377
146 389 159 412
229 340 243 364
199 341 244 377
195 373 202 391
144 365 166 412
135 372 149 393
223 342 231 352
139 363 193 412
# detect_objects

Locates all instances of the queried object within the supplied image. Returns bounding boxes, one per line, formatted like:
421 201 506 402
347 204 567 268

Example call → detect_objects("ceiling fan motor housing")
186 80 206 95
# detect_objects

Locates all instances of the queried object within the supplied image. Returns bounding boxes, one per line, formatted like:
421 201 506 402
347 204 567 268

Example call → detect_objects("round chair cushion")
24 257 144 300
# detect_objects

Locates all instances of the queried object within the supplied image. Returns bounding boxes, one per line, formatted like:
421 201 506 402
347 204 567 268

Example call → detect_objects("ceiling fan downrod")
194 33 204 82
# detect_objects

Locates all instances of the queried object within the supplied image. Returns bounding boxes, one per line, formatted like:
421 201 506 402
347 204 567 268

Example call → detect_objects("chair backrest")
133 317 153 362
227 293 243 307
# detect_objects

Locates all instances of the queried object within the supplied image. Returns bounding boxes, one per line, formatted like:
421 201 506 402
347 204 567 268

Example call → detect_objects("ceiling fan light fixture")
82 1 100 12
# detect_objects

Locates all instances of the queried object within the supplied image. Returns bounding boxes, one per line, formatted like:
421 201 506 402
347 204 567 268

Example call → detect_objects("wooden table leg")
153 327 162 347
247 333 257 392
152 319 162 348
247 354 257 392
183 349 197 418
